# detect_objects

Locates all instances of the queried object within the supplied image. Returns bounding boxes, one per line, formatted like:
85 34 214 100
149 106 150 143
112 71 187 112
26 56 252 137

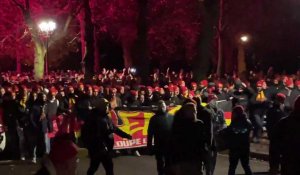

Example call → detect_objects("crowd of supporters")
0 68 300 174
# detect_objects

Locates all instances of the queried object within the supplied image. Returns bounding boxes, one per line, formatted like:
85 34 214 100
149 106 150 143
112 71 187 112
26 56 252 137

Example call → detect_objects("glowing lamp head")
240 35 249 43
39 20 56 33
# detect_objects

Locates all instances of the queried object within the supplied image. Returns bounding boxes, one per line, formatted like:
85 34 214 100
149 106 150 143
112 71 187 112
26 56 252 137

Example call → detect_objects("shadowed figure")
273 95 300 175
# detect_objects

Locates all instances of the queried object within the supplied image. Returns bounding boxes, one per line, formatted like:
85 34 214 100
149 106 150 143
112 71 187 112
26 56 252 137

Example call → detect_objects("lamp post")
38 20 56 76
238 34 250 75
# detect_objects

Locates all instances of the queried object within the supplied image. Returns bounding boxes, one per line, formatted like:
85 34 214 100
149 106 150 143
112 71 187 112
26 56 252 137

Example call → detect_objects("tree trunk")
193 0 219 81
132 0 149 84
123 44 133 68
12 0 46 80
237 44 246 75
24 11 46 80
33 41 46 80
79 0 95 79
16 43 21 73
94 28 100 73
216 0 224 76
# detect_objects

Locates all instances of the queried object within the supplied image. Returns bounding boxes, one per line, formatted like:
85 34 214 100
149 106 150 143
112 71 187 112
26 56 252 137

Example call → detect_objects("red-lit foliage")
0 0 299 74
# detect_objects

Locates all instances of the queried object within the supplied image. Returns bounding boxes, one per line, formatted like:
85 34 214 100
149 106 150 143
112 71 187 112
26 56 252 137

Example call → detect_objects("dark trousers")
6 128 19 159
202 150 217 175
228 150 252 175
269 139 280 173
87 150 114 175
156 152 171 175
252 114 264 140
27 130 45 159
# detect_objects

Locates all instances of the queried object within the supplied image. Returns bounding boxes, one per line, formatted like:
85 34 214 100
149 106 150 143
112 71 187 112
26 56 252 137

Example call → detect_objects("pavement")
250 138 269 161
0 135 271 174
0 154 269 175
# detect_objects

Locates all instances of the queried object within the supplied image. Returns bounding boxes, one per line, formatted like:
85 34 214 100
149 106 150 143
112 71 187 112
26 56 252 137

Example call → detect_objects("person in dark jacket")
193 96 214 175
169 101 205 175
273 95 300 175
45 88 59 153
57 88 69 116
16 94 30 160
266 93 288 174
249 80 269 143
231 83 252 110
147 100 174 175
29 93 49 163
227 105 253 175
2 91 19 159
82 98 132 175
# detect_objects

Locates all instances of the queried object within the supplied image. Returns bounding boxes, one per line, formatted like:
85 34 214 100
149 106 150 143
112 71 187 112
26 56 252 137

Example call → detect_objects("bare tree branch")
73 3 84 17
63 15 73 33
11 0 25 12
17 29 29 41
68 32 80 44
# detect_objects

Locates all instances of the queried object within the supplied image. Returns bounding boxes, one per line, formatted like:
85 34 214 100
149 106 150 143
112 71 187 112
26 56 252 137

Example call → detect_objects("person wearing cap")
77 85 94 122
215 82 228 101
90 86 102 109
170 86 182 105
82 98 132 175
127 90 140 107
197 80 208 99
230 80 252 108
266 77 281 102
45 87 59 153
279 78 294 112
147 100 174 175
35 135 79 175
144 86 154 106
272 96 300 175
57 88 69 117
190 82 197 92
266 93 288 175
249 80 269 143
227 105 253 175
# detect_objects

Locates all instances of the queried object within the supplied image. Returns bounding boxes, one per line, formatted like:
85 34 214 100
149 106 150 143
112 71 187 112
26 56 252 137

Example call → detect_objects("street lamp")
238 34 250 75
240 35 249 43
38 20 56 76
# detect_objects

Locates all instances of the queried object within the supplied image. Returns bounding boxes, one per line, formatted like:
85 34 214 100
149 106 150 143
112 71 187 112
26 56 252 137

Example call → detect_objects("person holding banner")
147 100 174 175
82 98 132 175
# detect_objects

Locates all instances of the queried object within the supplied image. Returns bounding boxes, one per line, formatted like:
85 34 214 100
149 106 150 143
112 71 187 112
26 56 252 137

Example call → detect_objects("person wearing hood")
227 105 253 175
273 95 300 175
81 98 132 175
147 100 174 175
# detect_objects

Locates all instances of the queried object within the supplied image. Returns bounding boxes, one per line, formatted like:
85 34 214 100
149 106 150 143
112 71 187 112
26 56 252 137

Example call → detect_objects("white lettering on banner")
115 139 143 147
143 138 147 144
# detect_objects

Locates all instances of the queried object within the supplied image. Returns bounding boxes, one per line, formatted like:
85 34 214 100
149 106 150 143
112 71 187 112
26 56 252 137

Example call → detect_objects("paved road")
0 154 268 175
